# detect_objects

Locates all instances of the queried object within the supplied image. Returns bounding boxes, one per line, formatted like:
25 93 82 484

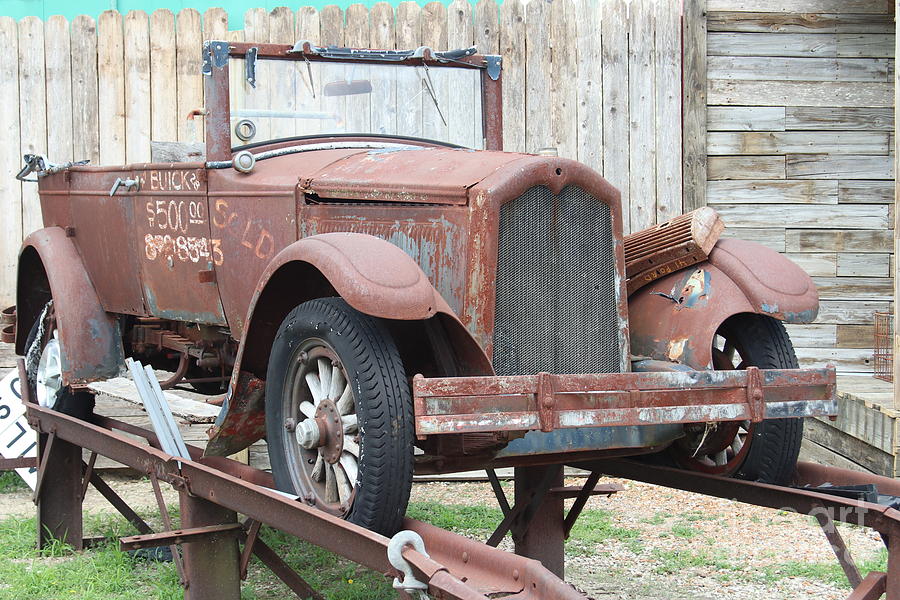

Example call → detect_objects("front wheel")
670 314 803 485
265 298 413 536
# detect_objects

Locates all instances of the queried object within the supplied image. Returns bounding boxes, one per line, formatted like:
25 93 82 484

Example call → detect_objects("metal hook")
387 530 430 599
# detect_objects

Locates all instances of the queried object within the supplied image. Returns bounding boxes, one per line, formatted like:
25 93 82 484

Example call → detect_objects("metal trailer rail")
12 356 900 600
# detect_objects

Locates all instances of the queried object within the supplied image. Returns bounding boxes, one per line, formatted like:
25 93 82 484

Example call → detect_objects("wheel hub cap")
292 351 361 511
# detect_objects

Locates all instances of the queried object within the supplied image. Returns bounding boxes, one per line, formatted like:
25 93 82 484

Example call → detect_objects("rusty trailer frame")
11 358 900 600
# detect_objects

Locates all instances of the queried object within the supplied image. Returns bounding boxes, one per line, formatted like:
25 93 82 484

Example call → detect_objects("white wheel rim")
298 356 359 507
36 332 62 408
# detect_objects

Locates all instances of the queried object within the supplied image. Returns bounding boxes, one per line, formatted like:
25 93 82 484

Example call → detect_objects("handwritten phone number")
144 234 224 266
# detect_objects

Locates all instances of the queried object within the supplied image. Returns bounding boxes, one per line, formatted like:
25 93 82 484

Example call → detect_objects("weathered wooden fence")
0 0 684 306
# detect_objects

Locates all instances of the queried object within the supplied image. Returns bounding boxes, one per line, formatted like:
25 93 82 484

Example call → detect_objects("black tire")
24 304 95 421
672 313 803 485
265 298 413 536
728 315 803 484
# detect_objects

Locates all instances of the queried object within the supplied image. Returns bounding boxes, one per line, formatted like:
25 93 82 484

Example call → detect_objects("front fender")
16 227 124 384
256 232 448 321
205 232 492 457
235 232 488 375
629 238 818 370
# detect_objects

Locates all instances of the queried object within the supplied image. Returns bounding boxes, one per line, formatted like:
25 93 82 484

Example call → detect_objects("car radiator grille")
492 185 622 376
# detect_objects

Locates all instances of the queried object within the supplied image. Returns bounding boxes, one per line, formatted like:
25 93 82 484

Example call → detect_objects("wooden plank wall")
703 0 896 374
0 0 684 306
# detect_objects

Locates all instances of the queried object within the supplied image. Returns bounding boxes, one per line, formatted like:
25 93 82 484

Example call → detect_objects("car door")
133 165 227 325
67 168 147 315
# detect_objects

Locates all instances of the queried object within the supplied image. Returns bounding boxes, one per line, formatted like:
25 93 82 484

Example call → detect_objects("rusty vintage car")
11 41 835 536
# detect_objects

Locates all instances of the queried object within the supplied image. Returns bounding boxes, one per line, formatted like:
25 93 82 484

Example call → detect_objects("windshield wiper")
420 64 447 127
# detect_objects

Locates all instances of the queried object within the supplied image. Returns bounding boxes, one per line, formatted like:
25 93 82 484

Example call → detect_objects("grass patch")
670 523 698 539
651 548 736 574
0 511 391 600
640 511 667 526
569 509 639 544
650 543 890 590
406 501 502 535
762 548 888 588
0 501 507 600
566 509 639 557
0 471 29 493
0 516 182 600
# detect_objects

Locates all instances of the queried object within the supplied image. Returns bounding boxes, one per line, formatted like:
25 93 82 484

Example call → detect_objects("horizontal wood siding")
707 2 895 374
0 0 682 308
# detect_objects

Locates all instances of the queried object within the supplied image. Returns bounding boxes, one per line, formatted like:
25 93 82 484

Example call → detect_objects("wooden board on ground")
0 343 17 369
87 377 220 423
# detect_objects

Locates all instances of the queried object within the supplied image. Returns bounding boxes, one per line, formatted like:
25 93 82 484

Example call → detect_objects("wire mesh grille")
874 311 893 383
492 185 622 376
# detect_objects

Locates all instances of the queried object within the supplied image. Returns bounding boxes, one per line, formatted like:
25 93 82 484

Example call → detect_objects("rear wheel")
265 298 413 536
671 314 803 484
24 301 95 420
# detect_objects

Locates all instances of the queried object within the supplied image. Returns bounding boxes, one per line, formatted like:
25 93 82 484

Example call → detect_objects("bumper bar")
412 366 836 437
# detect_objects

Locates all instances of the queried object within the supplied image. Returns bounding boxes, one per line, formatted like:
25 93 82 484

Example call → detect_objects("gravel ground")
0 473 180 519
0 474 883 599
411 478 884 600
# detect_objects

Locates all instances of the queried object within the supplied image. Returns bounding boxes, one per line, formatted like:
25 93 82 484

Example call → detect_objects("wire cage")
874 311 893 382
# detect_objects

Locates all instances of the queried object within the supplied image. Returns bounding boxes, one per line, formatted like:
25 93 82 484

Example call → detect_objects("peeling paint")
673 269 710 309
666 338 688 362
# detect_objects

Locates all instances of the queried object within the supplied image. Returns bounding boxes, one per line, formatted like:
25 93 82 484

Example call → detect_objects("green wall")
3 0 483 27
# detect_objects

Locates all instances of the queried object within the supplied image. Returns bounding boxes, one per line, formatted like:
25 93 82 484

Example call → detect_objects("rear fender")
205 232 492 456
629 238 818 370
16 228 124 384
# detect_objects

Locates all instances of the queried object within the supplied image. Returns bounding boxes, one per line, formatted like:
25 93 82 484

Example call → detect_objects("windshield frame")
202 41 503 163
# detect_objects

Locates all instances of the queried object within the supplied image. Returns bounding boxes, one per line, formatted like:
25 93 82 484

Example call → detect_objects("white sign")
0 370 38 489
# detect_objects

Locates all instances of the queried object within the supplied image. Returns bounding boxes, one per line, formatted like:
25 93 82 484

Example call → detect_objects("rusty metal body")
16 41 829 471
629 237 820 370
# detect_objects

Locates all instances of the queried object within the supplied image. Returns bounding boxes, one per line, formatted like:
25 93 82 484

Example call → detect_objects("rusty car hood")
300 146 531 204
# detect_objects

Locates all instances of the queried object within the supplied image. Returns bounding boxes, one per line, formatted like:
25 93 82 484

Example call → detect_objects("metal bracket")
745 366 765 423
485 55 502 80
486 468 511 516
239 519 262 580
246 47 258 88
16 154 45 182
387 530 430 600
202 40 230 76
17 154 89 182
119 523 242 552
537 372 555 432
287 40 319 55
554 472 624 538
80 451 97 501
486 466 557 547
